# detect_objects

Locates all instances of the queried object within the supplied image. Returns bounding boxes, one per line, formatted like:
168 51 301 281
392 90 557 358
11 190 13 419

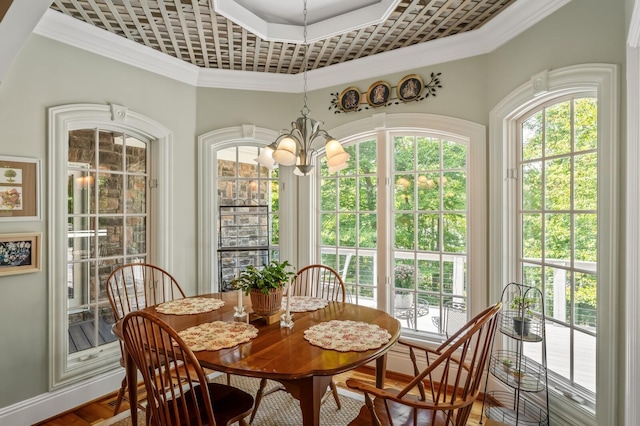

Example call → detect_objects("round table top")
128 292 401 380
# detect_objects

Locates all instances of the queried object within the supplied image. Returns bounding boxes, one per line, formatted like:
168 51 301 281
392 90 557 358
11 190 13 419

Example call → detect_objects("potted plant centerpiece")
232 260 295 317
510 295 536 336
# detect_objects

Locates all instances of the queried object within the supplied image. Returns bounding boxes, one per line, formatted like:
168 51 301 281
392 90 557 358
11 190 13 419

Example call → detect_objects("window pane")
417 137 439 170
417 172 439 210
126 217 146 256
394 175 413 209
545 101 571 157
417 213 439 251
218 147 237 177
442 171 466 211
394 213 414 250
522 213 542 260
69 129 96 168
443 213 466 253
358 177 376 211
339 178 356 211
574 153 597 210
522 111 543 161
358 140 377 174
359 214 377 248
574 98 598 151
574 329 596 390
338 213 356 246
443 255 466 295
575 214 597 263
321 214 336 245
321 179 336 210
521 162 542 211
574 271 597 328
100 131 124 171
545 213 571 266
127 175 146 213
545 157 571 210
98 173 123 214
394 136 414 172
217 179 237 204
442 140 466 169
125 136 147 173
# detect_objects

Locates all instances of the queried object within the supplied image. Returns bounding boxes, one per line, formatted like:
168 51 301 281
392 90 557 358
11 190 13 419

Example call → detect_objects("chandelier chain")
302 0 309 117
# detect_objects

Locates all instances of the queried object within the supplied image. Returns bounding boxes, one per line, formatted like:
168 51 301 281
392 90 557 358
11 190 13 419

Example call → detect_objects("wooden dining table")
114 291 401 426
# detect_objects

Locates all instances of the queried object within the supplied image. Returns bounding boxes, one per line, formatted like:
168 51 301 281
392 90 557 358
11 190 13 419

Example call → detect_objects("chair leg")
249 378 268 424
112 375 127 414
329 379 342 409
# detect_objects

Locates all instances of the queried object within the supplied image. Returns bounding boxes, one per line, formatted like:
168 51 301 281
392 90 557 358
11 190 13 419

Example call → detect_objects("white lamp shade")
255 146 276 169
272 136 298 166
325 139 347 159
326 151 350 168
328 161 348 173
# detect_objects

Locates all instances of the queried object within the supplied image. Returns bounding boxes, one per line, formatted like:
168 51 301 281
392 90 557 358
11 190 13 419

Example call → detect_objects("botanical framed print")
366 81 391 107
0 232 41 276
0 155 40 221
397 74 424 102
338 86 361 112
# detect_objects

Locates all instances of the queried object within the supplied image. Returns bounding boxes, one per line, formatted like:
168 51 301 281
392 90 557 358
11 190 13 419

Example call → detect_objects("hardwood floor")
35 366 486 425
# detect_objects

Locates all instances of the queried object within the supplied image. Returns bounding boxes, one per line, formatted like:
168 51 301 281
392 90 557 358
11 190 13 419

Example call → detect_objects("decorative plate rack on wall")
329 72 442 114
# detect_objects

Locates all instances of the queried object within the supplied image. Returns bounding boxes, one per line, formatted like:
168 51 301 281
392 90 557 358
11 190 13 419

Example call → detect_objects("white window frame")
308 113 487 318
626 4 640 424
48 104 173 389
489 64 618 425
197 125 296 295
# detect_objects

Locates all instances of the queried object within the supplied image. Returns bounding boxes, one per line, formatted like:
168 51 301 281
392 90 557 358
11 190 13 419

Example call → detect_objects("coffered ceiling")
0 0 569 90
49 0 517 75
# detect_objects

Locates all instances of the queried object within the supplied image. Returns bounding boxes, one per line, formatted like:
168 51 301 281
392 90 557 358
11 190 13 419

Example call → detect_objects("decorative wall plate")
338 86 361 112
397 74 424 102
366 81 391 107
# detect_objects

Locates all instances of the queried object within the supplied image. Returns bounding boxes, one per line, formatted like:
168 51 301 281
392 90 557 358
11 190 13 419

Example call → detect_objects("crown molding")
32 0 569 92
33 9 200 85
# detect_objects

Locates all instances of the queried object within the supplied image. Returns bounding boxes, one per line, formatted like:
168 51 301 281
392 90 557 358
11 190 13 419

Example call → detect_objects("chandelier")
255 0 350 176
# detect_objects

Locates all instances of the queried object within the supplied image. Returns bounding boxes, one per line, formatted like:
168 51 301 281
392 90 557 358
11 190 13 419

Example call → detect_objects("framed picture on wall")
0 232 41 276
0 155 40 221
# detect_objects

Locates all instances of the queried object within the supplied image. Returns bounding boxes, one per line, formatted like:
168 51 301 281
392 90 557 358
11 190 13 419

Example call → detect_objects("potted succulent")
231 260 295 316
510 296 536 335
502 358 514 373
511 369 526 384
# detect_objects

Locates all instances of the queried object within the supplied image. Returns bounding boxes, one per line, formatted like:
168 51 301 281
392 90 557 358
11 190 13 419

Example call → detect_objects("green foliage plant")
231 260 295 296
510 296 536 318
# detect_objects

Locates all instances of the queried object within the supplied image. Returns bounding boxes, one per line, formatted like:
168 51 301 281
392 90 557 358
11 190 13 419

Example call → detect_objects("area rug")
100 373 364 426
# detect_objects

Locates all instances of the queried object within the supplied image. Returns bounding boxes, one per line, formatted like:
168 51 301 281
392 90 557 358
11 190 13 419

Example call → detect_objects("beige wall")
0 0 628 418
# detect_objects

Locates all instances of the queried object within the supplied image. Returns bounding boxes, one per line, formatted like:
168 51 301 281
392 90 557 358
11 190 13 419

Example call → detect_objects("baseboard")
0 369 123 425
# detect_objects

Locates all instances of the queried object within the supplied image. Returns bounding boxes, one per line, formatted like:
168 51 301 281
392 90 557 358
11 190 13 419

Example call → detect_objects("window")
216 145 280 290
67 129 149 355
49 104 171 388
490 65 618 425
316 113 486 337
197 126 288 295
518 97 597 397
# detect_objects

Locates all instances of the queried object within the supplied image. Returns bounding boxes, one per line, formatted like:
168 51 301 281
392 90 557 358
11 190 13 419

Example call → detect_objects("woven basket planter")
250 287 284 316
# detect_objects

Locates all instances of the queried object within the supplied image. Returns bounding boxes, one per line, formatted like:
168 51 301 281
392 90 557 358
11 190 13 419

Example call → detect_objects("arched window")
312 113 487 336
490 64 618 425
197 126 289 295
49 104 172 388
